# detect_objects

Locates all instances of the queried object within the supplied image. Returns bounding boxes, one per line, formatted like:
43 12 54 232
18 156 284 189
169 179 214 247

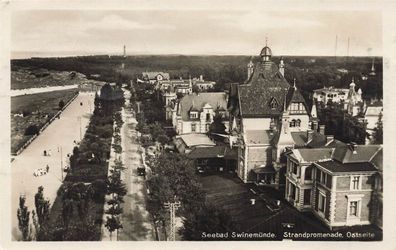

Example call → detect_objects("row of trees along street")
104 109 127 241
129 81 239 240
17 84 125 240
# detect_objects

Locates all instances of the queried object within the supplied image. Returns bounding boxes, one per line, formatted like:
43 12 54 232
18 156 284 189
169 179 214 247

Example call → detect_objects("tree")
107 175 127 198
59 99 65 110
372 112 383 144
181 203 237 241
209 112 226 136
25 124 39 136
105 215 123 241
17 195 31 241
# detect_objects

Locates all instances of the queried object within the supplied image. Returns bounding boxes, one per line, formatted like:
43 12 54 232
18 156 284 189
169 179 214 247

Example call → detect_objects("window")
206 113 211 121
190 111 198 119
289 161 298 175
269 97 278 109
305 166 312 180
318 192 326 213
320 171 327 185
191 123 196 132
351 176 360 190
304 189 311 205
290 119 296 127
295 119 301 127
349 201 358 216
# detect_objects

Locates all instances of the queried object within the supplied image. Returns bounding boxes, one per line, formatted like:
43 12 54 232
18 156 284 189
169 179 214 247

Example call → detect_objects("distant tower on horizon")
121 45 126 69
334 35 338 63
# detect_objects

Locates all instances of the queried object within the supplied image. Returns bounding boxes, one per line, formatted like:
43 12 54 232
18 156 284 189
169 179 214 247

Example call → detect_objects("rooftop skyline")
11 10 382 59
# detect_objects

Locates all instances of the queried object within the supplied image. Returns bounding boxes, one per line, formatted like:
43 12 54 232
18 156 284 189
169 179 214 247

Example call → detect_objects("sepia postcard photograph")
1 0 396 249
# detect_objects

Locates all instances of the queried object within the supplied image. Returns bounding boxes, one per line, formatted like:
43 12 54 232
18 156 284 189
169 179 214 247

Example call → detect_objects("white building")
171 92 229 134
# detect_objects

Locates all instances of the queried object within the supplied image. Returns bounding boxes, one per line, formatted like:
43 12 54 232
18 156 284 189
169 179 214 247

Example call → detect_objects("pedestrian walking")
46 164 49 173
43 150 47 156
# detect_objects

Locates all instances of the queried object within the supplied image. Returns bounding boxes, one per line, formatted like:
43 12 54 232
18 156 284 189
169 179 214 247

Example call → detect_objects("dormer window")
269 97 278 109
190 111 198 119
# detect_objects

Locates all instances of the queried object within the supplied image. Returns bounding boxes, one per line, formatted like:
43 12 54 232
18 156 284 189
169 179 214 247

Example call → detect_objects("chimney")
200 75 203 81
326 135 334 144
307 130 314 142
319 125 325 135
311 120 318 131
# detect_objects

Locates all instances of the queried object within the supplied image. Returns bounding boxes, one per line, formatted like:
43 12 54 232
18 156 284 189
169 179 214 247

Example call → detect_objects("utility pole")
164 200 181 241
346 37 350 66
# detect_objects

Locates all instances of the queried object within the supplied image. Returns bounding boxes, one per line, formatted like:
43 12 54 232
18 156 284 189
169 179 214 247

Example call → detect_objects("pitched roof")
238 61 291 117
175 134 216 148
290 131 344 148
365 106 382 116
142 71 170 80
245 130 276 145
332 144 382 163
290 148 334 163
316 160 377 173
187 146 238 160
187 146 226 159
178 92 228 120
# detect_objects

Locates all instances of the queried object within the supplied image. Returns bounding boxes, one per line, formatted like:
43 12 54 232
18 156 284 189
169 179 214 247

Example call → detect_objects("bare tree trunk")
162 220 167 241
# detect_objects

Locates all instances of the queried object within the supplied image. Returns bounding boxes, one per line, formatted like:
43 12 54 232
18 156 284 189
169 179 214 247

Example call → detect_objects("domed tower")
260 45 272 62
247 58 254 80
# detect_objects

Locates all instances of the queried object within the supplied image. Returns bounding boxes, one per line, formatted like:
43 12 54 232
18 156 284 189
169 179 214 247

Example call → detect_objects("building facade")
228 44 315 187
285 143 383 229
171 92 229 135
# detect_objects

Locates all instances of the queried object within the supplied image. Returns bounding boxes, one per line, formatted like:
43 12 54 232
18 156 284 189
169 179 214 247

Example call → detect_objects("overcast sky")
11 10 382 58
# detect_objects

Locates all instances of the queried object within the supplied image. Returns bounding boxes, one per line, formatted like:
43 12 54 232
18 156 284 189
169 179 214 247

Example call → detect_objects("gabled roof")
142 71 170 80
238 60 291 117
290 148 334 163
332 144 382 164
245 130 276 145
290 131 343 148
178 92 228 121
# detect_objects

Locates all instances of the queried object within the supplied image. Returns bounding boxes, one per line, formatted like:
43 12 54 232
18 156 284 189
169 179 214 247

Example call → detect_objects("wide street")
118 89 154 240
11 92 94 240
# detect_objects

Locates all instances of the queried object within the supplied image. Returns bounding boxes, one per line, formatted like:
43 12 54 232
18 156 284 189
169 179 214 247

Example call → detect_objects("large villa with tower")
228 44 322 188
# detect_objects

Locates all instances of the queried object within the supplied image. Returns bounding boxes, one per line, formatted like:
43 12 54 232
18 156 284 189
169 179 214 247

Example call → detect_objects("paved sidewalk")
11 92 94 240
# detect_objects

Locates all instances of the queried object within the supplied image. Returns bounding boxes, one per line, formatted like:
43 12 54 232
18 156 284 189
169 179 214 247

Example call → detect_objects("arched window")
296 119 301 127
289 119 296 127
269 97 278 109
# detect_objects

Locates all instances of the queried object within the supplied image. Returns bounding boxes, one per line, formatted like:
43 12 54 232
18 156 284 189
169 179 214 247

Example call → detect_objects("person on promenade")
46 164 49 173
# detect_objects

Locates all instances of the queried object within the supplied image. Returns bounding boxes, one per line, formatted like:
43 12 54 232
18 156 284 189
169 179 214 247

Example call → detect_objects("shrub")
24 124 39 135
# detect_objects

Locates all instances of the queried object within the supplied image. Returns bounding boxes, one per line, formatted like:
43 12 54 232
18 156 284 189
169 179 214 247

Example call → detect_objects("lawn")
11 89 78 154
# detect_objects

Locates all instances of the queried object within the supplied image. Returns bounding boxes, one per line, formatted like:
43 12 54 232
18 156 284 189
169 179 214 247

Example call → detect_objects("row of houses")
137 43 383 231
227 44 383 230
